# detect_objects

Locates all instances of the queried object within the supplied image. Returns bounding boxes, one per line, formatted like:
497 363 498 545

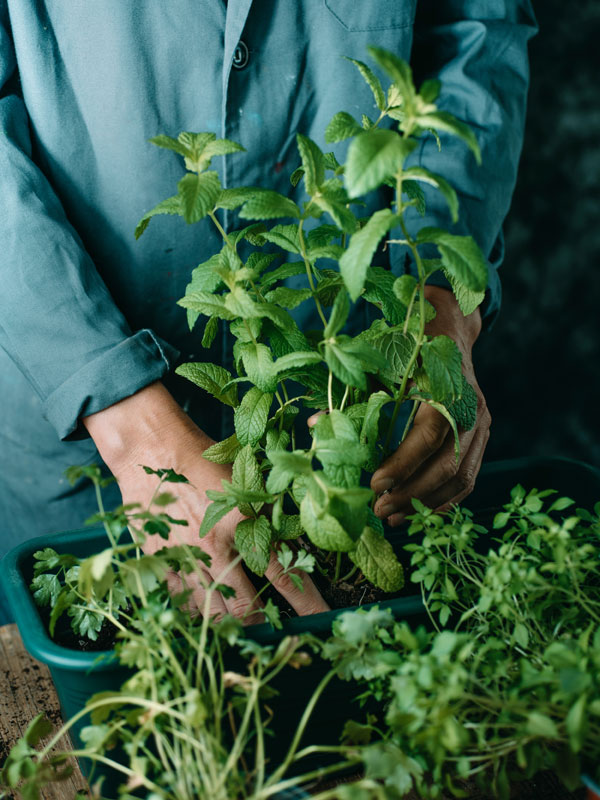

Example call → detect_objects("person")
0 0 537 623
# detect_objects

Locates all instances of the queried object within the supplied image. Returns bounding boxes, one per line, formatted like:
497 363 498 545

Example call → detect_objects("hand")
371 286 491 526
83 382 329 622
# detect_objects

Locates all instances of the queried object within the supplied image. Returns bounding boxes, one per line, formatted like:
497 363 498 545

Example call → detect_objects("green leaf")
235 517 273 576
324 340 367 390
402 166 458 223
313 192 357 234
149 132 196 158
307 224 341 248
216 186 260 210
234 388 273 446
266 450 313 494
443 269 485 316
202 434 241 464
300 491 357 552
296 134 326 194
23 714 53 747
271 350 322 375
565 695 587 752
177 171 221 223
345 130 417 198
175 362 238 407
351 528 404 592
324 290 350 338
525 712 559 739
419 78 441 104
30 574 61 608
232 444 265 515
372 328 415 385
414 110 481 163
199 495 237 537
345 57 386 111
367 47 416 108
264 286 312 310
421 335 463 403
201 137 245 160
276 514 303 540
177 291 236 321
261 223 301 253
239 190 300 220
135 194 182 239
393 274 417 306
259 262 306 291
339 208 398 300
325 111 364 143
404 180 426 215
68 605 104 640
417 228 487 292
447 376 478 431
201 315 219 347
239 341 277 392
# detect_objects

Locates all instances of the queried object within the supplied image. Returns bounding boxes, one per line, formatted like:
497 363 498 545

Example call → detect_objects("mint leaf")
202 434 241 464
259 262 306 291
239 341 277 392
340 209 397 300
199 494 237 537
350 527 404 592
234 388 273 446
232 445 265 515
300 491 357 552
443 269 485 316
177 291 236 321
324 290 350 338
345 130 417 198
325 111 363 143
345 57 386 111
266 450 313 494
372 329 415 385
177 171 221 223
201 315 219 347
271 350 322 376
261 223 301 253
135 194 182 239
417 228 487 292
176 362 238 407
402 166 458 223
235 517 273 576
414 110 481 163
393 274 417 306
447 376 478 431
324 340 367 390
239 190 300 220
264 286 312 310
296 133 325 195
421 336 463 403
367 47 416 110
216 186 260 210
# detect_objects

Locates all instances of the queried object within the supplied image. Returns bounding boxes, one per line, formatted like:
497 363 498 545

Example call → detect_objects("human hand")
83 382 329 622
371 286 491 526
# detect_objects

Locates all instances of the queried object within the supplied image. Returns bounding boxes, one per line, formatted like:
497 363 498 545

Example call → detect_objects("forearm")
424 285 482 353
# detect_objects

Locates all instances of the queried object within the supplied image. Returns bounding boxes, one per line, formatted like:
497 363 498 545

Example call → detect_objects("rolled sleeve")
43 329 179 441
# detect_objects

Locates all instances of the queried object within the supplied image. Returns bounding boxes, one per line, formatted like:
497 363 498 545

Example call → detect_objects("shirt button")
232 40 249 69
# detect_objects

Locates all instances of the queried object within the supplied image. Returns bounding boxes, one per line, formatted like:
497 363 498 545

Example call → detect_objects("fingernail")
372 477 394 493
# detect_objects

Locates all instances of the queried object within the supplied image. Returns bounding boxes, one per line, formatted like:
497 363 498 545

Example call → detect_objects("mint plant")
135 46 488 597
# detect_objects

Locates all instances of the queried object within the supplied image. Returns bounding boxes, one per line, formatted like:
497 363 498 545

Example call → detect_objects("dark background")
474 0 600 468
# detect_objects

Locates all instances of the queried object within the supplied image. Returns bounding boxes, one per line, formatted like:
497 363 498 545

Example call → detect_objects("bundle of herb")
323 489 600 798
135 46 487 598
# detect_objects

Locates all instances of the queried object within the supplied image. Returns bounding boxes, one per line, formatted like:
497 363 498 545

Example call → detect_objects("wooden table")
0 624 586 800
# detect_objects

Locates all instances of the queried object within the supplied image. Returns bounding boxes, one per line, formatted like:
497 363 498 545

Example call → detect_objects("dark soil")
38 603 129 652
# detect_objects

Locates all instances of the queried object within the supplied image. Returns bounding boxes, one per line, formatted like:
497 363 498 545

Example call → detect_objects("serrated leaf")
313 194 357 234
367 47 416 109
402 166 458 223
30 574 62 608
216 186 260 210
232 444 265 515
238 341 277 392
345 57 386 111
199 495 237 537
261 224 301 253
202 434 241 464
324 290 350 338
201 137 245 160
135 194 182 239
447 376 478 431
300 491 357 552
351 528 404 592
178 171 221 223
296 133 325 195
201 315 219 347
339 208 397 301
372 328 415 385
176 362 238 407
421 335 463 403
325 111 363 143
403 180 426 215
177 291 236 321
266 450 313 494
345 130 417 198
234 388 273 446
414 110 481 163
393 274 417 306
271 350 322 375
149 133 194 158
264 286 312 309
418 228 487 292
276 514 303 540
235 517 273 576
324 341 366 390
259 262 306 291
239 190 300 220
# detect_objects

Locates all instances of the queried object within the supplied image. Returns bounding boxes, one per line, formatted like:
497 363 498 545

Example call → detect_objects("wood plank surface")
0 624 87 800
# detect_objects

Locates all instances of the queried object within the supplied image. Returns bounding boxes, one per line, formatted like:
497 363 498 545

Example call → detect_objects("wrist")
82 382 213 477
424 285 482 351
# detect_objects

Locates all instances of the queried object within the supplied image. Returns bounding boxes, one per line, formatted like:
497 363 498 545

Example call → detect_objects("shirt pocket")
323 0 417 31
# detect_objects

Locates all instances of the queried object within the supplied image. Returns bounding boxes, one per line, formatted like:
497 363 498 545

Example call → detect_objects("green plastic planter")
2 456 600 795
